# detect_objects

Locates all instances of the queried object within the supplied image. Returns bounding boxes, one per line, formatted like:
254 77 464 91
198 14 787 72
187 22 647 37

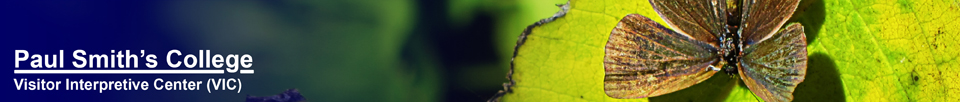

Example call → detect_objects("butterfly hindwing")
739 0 801 45
604 14 721 98
738 23 808 102
648 0 727 45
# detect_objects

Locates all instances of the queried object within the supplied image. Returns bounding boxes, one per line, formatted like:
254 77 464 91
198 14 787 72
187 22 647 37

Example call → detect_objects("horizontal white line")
13 70 230 74
240 70 254 74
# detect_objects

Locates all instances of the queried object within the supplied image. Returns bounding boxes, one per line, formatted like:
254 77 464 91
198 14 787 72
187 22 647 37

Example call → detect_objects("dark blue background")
3 1 253 101
1 0 524 101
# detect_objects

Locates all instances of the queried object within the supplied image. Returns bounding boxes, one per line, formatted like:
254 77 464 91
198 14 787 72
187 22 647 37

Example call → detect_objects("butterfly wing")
648 0 727 45
604 14 721 98
738 0 801 45
738 23 807 102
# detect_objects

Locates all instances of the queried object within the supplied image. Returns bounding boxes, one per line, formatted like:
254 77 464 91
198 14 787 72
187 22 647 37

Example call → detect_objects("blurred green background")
155 0 960 101
160 0 565 101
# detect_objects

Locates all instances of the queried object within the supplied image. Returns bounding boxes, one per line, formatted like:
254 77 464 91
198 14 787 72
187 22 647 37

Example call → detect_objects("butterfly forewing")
648 0 727 45
739 0 801 45
604 14 721 98
738 23 807 102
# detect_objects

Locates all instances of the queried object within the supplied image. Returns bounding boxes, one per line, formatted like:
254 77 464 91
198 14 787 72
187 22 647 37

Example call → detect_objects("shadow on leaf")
793 52 845 102
790 0 826 44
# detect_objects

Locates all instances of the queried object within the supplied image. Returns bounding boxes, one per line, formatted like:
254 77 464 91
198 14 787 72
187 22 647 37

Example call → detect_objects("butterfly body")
719 24 742 76
604 0 807 102
719 0 742 75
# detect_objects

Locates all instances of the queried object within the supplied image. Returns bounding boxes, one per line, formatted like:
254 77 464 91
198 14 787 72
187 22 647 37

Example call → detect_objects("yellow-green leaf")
496 0 960 101
804 0 960 101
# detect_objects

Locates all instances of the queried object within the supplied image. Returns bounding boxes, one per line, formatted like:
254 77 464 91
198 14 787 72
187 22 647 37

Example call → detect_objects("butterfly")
603 0 807 102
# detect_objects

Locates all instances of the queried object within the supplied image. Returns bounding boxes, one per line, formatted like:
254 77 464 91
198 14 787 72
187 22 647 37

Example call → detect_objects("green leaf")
496 0 960 101
498 0 664 101
803 0 960 101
